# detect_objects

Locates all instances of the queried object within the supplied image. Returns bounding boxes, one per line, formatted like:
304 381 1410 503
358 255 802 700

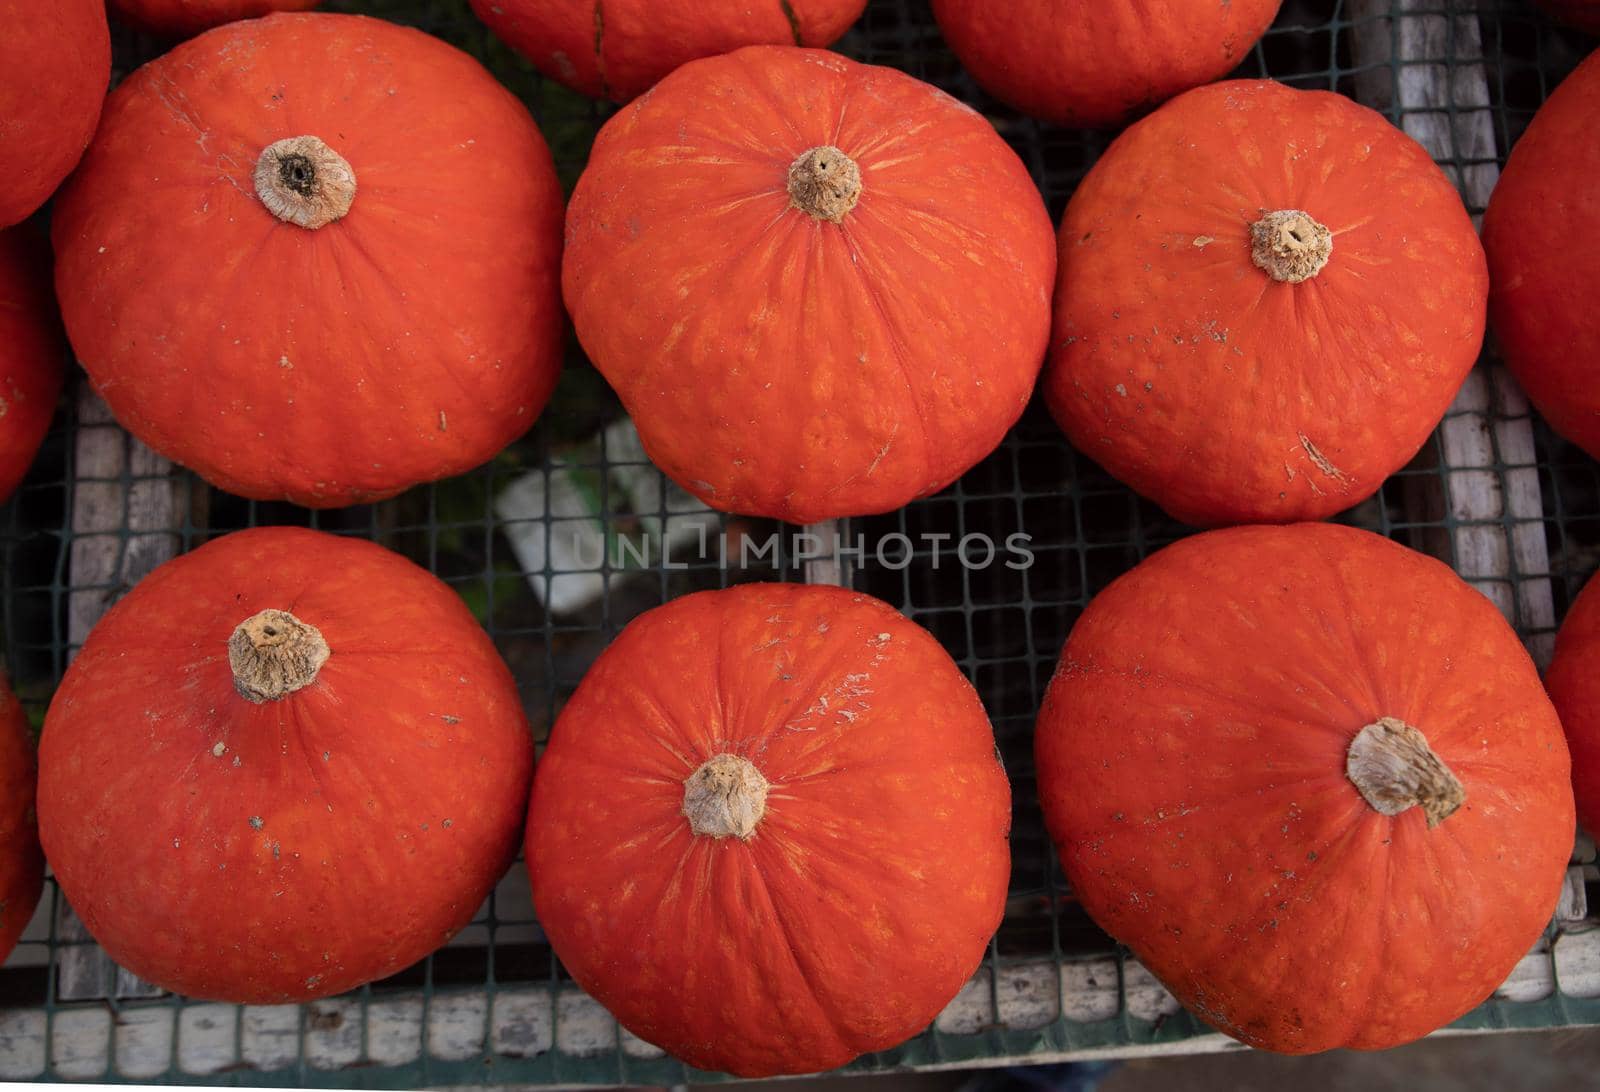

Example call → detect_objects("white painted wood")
176 1003 237 1077
49 1006 111 1081
239 1005 300 1071
114 1006 174 1080
0 926 1594 1082
554 992 617 1058
1554 930 1600 1000
1349 0 1556 663
365 996 425 1068
427 993 489 1063
802 520 850 587
996 960 1058 1032
491 989 554 1060
305 998 363 1071
934 968 991 1036
1060 959 1121 1023
0 1008 45 1080
58 387 186 1002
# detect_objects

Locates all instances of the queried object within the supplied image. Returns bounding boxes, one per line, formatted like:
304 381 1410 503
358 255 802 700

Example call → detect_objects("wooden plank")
1348 0 1557 664
802 519 851 587
4 927 1597 1082
56 386 188 1002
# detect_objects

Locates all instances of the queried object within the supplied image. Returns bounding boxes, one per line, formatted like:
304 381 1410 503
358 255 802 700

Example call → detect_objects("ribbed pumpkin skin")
38 527 533 1004
564 46 1056 524
1536 1 1600 35
1046 81 1487 527
0 676 43 965
1549 572 1600 835
1037 524 1573 1053
0 0 109 227
467 0 867 102
1483 51 1600 461
528 583 1011 1077
52 14 565 508
0 228 64 503
930 0 1282 128
109 1 321 38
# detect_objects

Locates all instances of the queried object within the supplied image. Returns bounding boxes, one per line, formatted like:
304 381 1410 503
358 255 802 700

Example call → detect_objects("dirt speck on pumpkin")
249 816 264 830
212 741 227 757
1193 235 1215 248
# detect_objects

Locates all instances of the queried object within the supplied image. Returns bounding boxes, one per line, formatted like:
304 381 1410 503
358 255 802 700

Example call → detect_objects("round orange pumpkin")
0 228 65 503
1046 80 1487 527
1536 1 1600 35
52 13 565 508
0 675 44 965
109 0 320 38
528 583 1011 1076
467 0 867 102
564 46 1057 524
1036 523 1574 1053
0 0 109 227
1548 571 1600 835
38 526 533 1003
1483 50 1600 461
930 0 1282 129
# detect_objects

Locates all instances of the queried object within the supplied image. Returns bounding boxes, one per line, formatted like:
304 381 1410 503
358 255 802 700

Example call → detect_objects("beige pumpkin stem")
787 146 862 223
1250 209 1333 283
682 753 769 840
1346 717 1465 829
254 136 357 230
228 609 330 704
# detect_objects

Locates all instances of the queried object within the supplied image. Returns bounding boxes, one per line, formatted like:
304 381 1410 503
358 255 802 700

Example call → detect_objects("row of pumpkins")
0 0 1596 1079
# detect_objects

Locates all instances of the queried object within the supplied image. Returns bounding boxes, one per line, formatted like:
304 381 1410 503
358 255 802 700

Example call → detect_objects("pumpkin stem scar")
788 146 862 224
1249 209 1332 283
254 135 356 230
682 753 769 839
228 609 331 704
1346 717 1466 828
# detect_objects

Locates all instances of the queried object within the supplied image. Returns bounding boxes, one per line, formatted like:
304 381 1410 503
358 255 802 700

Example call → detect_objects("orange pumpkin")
564 46 1057 524
467 0 867 102
0 0 109 227
1548 571 1600 835
1536 1 1600 35
931 0 1282 129
109 0 320 38
527 583 1011 1076
1483 50 1600 461
0 676 43 965
0 228 64 503
52 13 565 508
1036 523 1573 1053
38 526 533 1003
1046 80 1487 527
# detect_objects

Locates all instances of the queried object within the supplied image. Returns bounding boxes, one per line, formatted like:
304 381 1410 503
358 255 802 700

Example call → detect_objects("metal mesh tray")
2 0 1599 1084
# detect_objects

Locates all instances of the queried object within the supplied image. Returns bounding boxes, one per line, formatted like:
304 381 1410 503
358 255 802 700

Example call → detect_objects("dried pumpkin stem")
228 609 330 704
1250 209 1332 283
787 145 861 223
682 753 769 840
1346 716 1465 828
254 135 357 230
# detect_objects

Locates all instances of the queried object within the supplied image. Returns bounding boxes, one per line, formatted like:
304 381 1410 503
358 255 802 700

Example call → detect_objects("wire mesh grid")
2 0 1599 1084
